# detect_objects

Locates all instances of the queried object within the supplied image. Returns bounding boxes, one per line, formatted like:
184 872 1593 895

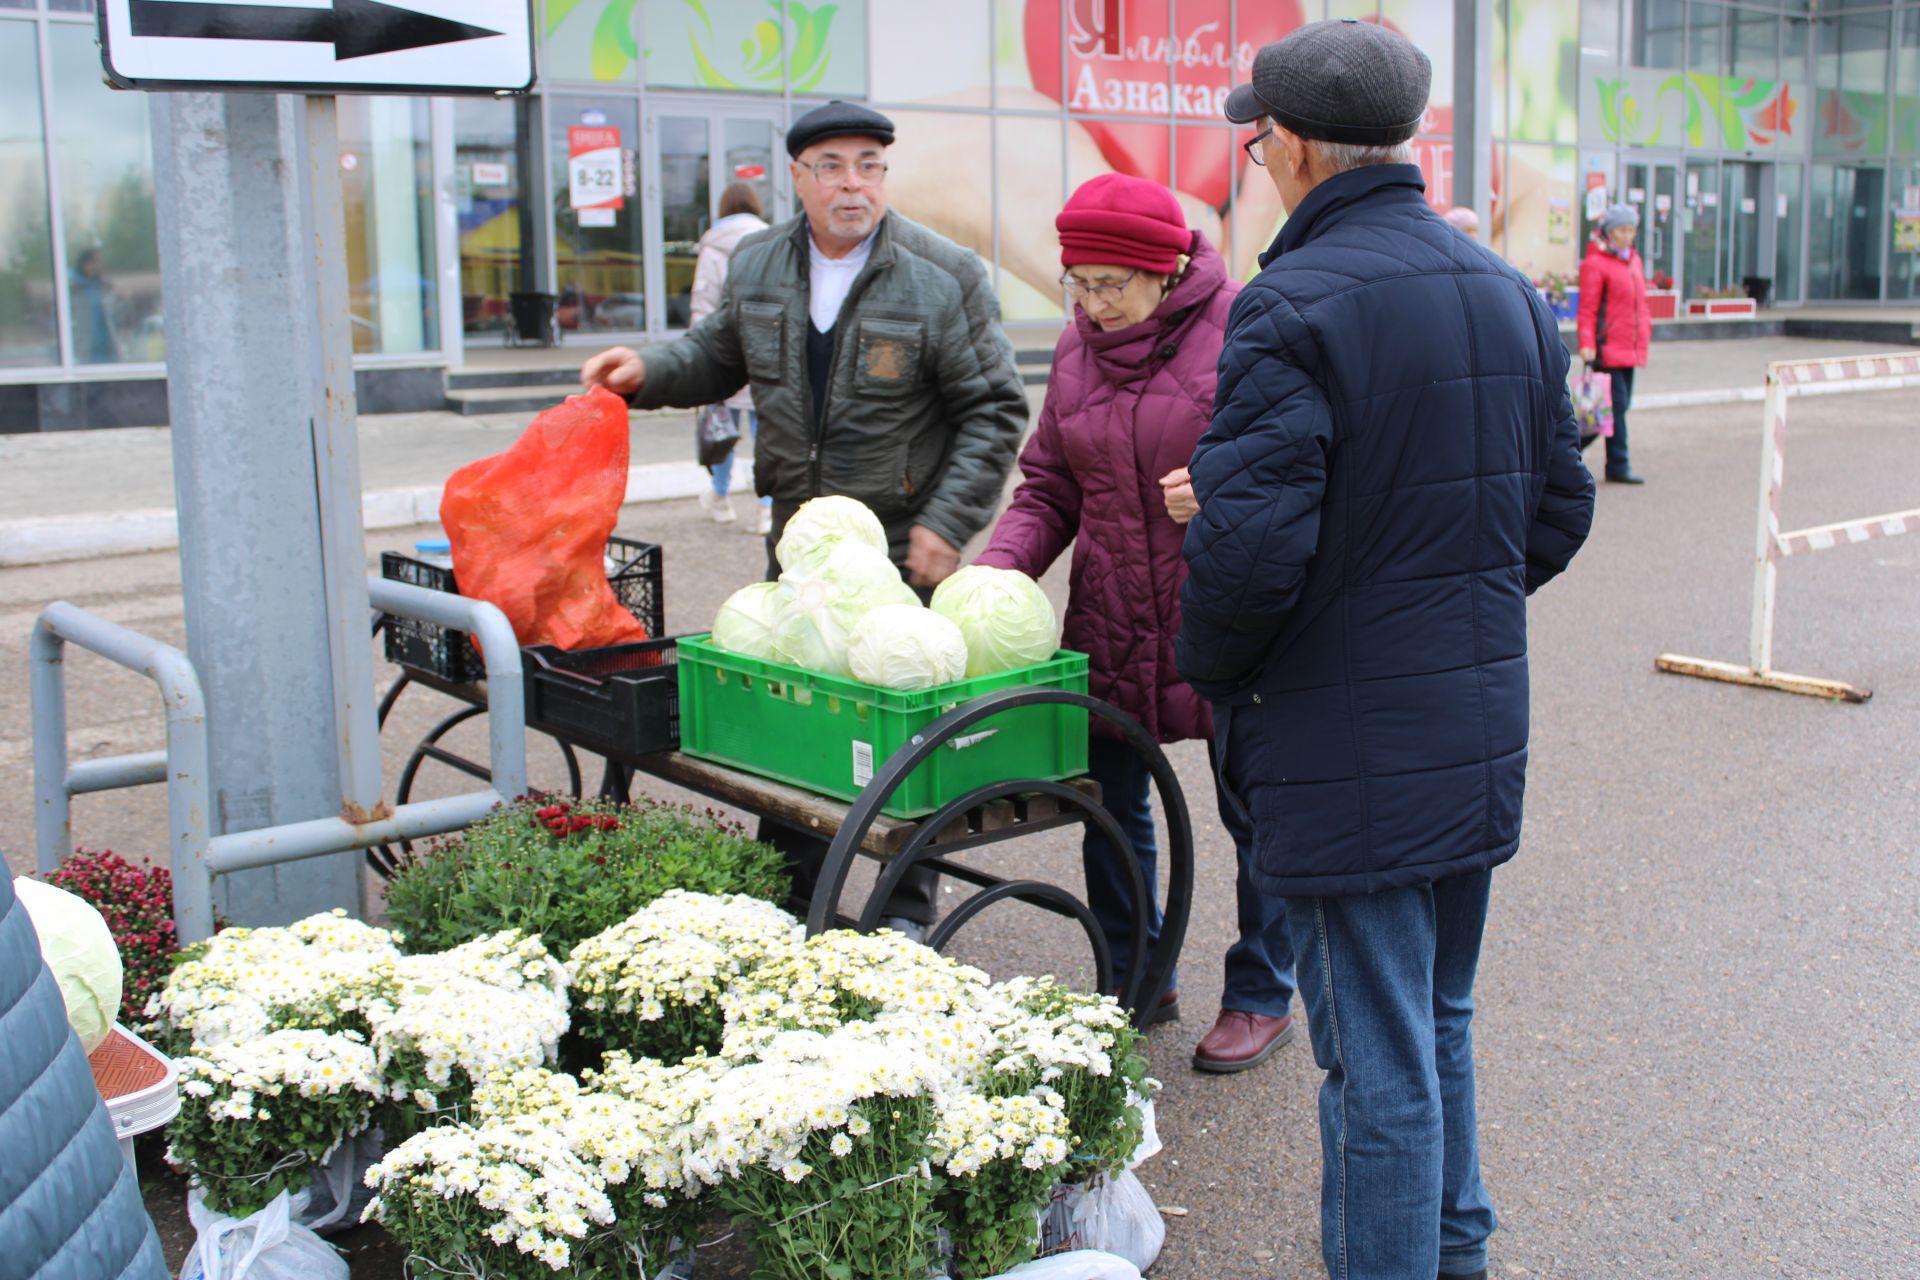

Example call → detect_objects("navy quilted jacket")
1177 164 1594 897
0 873 169 1280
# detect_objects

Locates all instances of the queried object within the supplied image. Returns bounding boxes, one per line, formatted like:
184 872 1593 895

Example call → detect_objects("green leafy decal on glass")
1592 70 1800 152
592 0 640 80
673 0 838 92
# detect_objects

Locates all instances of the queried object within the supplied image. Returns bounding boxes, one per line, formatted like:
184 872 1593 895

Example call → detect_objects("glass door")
1720 161 1763 301
454 97 534 342
1683 158 1722 299
1810 164 1887 301
548 95 644 337
642 101 786 334
1624 157 1680 291
1774 162 1804 305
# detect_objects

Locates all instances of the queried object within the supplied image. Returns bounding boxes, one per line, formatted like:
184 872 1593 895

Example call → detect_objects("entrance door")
548 95 645 338
642 101 788 334
1624 157 1681 290
1810 164 1887 302
1721 161 1765 300
1683 158 1722 299
453 97 536 342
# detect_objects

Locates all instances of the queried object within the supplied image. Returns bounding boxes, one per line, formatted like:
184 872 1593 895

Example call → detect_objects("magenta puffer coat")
976 234 1237 743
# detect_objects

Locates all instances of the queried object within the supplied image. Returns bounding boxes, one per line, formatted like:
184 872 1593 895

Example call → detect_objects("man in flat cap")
1175 20 1594 1280
583 101 1027 938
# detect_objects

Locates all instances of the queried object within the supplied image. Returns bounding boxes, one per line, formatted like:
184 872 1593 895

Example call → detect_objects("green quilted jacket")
632 211 1027 552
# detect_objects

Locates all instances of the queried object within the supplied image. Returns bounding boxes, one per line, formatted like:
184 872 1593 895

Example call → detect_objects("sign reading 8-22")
98 0 536 96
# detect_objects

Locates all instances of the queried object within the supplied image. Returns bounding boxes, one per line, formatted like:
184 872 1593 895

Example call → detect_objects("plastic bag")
179 1189 347 1280
697 403 741 468
1127 1096 1161 1169
296 1129 382 1236
1574 370 1614 442
989 1251 1143 1280
440 386 650 652
1035 1171 1164 1274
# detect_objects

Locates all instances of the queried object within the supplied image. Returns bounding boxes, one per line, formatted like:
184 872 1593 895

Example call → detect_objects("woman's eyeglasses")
1059 270 1140 302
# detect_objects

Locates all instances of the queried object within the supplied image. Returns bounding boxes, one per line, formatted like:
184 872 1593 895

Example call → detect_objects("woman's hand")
1160 467 1198 524
1578 346 1597 365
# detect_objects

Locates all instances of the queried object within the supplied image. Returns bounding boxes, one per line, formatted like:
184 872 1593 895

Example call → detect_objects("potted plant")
1685 284 1757 319
1646 271 1679 321
1533 270 1579 322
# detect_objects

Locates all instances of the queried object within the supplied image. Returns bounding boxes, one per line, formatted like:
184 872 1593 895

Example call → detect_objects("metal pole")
149 91 362 925
1457 0 1495 231
1749 371 1787 674
29 622 72 875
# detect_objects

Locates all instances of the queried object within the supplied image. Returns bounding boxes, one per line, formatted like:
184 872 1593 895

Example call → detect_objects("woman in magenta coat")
973 174 1296 1073
1576 203 1653 483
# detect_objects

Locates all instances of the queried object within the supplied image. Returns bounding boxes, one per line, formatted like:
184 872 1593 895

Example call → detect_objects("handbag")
1574 368 1613 447
695 403 741 468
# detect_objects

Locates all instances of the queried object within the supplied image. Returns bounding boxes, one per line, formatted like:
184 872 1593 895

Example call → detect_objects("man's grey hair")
1312 139 1415 174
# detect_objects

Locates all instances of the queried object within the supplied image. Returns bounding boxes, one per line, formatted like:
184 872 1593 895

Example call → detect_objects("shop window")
869 1 987 106
1730 10 1778 85
643 0 867 97
993 113 1064 322
455 97 533 341
1814 12 1891 157
541 0 640 84
1633 0 1684 70
0 17 53 366
1496 143 1578 282
1686 1 1724 76
49 22 162 365
337 97 438 356
1508 0 1580 145
549 95 644 334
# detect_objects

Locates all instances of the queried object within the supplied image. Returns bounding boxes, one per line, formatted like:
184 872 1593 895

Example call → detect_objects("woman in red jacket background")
1577 203 1652 484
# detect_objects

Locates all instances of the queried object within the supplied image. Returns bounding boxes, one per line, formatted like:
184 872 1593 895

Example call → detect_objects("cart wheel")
365 702 584 879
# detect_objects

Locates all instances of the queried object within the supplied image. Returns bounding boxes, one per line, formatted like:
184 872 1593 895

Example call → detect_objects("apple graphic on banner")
1025 0 1306 209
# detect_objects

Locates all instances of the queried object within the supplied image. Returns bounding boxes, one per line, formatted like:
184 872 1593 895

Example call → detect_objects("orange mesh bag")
439 385 650 651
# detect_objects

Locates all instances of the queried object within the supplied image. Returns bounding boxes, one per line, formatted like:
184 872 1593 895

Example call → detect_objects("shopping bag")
696 403 741 469
296 1129 381 1236
179 1189 348 1280
987 1251 1143 1280
1574 370 1614 444
1035 1171 1165 1273
439 386 651 651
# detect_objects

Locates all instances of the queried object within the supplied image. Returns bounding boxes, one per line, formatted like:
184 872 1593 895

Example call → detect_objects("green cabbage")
14 875 123 1053
848 604 969 690
774 495 890 573
712 581 788 660
930 565 1060 677
774 542 917 677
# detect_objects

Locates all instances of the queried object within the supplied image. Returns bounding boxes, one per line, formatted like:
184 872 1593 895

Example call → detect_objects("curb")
0 460 723 568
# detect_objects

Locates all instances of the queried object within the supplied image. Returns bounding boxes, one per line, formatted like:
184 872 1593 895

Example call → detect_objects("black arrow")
130 0 501 62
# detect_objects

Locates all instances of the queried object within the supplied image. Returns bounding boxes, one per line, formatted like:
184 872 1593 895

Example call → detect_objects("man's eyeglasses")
1243 126 1273 168
1059 269 1140 302
798 158 889 185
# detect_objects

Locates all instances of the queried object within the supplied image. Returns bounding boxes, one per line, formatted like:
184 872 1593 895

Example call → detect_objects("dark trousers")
1081 736 1296 1013
1604 366 1635 476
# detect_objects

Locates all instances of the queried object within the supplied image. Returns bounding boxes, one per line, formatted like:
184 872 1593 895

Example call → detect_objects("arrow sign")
99 0 535 95
129 0 500 62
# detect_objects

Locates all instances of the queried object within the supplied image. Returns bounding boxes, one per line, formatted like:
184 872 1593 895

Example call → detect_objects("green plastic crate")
675 634 1089 819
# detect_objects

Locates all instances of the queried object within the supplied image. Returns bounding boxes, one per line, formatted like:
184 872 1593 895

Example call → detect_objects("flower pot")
1684 297 1757 319
1646 289 1679 321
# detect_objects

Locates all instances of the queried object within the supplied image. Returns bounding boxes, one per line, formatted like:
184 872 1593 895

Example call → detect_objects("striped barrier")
1655 352 1920 702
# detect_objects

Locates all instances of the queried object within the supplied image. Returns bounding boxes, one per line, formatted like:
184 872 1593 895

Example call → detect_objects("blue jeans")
709 409 771 505
1082 736 1295 1015
1286 869 1499 1279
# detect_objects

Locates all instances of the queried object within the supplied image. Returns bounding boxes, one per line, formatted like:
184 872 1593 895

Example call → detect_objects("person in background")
69 247 119 364
1443 205 1481 240
690 180 773 532
973 174 1297 1071
1577 203 1652 484
1183 20 1594 1279
581 101 1027 942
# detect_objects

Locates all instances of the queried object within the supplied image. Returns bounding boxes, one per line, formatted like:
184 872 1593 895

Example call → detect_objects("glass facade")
11 0 1920 408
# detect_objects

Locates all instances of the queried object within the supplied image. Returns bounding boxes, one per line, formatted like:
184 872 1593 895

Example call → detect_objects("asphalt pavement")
0 376 1916 1278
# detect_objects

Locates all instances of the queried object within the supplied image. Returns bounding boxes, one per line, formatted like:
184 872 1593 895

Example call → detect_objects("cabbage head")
930 564 1060 677
848 604 969 691
774 542 918 677
14 875 123 1053
712 581 788 660
774 495 890 572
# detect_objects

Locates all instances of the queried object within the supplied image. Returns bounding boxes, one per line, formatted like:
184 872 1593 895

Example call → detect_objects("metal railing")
30 575 527 942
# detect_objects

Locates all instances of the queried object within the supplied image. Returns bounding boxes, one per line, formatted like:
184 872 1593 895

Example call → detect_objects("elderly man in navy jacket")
1177 20 1595 1280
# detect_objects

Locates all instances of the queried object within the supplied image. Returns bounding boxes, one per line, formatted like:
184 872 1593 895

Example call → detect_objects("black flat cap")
1224 18 1431 146
786 100 895 158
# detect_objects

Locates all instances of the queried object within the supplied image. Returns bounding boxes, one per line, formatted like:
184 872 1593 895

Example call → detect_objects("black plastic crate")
379 537 665 683
525 637 680 758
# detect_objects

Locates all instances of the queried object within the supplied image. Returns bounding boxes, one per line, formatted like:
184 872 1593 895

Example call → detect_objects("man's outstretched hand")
905 524 962 588
581 346 646 397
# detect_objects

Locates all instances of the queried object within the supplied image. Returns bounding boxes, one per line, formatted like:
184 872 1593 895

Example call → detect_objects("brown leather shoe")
1191 1009 1296 1073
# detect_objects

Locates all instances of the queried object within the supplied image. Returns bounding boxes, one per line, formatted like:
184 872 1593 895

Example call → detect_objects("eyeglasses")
1059 269 1140 302
1243 126 1273 167
798 157 889 185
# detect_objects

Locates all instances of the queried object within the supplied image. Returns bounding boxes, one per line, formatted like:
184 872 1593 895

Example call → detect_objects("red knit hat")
1057 173 1192 274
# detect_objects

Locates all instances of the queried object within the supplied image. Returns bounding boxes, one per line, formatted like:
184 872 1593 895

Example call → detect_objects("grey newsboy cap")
786 100 895 157
1224 18 1431 146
